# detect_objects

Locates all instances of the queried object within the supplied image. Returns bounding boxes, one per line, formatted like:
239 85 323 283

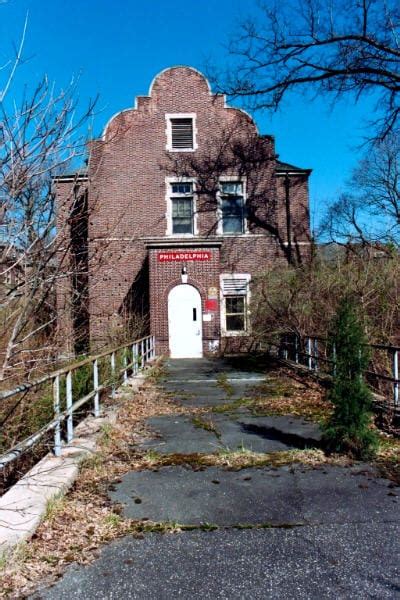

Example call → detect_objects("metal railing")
279 333 400 409
0 335 156 469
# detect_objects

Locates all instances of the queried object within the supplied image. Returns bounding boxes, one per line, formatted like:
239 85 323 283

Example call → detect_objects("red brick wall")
149 246 221 354
276 173 311 245
54 177 88 355
55 66 311 355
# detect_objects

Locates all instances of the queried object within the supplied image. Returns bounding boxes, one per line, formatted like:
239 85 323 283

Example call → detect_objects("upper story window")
165 113 198 152
220 181 245 234
170 181 195 235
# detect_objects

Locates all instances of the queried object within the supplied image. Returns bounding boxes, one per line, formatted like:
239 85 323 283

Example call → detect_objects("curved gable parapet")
224 105 259 133
101 65 259 141
149 65 259 133
149 65 212 96
102 108 136 142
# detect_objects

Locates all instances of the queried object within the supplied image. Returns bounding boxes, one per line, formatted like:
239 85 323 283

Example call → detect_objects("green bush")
323 297 378 459
72 361 93 399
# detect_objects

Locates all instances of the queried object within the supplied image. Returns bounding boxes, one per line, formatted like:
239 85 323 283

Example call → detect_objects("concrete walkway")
34 358 400 599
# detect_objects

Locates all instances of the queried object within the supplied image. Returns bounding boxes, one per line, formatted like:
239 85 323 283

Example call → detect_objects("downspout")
284 172 292 265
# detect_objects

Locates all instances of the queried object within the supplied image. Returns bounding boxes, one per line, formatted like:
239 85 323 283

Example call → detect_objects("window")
220 181 245 234
170 182 194 234
221 275 250 335
165 113 197 152
225 296 246 331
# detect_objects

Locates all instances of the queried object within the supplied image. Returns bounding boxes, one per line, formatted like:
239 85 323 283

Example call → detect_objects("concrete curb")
0 373 146 556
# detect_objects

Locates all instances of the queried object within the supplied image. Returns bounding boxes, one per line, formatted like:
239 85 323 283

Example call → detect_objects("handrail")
0 335 152 402
278 333 400 408
290 331 400 352
0 334 156 469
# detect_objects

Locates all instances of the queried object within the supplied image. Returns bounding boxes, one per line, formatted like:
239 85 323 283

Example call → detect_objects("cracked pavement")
34 358 400 599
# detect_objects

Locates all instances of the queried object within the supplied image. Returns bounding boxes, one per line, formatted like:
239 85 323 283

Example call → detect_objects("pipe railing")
0 334 156 469
278 333 400 408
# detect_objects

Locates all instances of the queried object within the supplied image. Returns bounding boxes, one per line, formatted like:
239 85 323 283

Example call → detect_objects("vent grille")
222 278 248 295
171 118 193 149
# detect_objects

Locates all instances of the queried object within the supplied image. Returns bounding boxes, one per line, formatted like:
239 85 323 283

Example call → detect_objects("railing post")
307 337 312 370
133 343 138 375
141 339 145 366
123 349 128 383
131 343 136 376
393 350 399 406
111 352 116 398
152 335 156 359
332 343 337 376
313 338 319 372
66 370 73 443
93 359 100 417
53 375 61 457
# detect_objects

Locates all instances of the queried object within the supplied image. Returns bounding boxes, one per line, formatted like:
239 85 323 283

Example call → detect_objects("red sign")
157 250 212 263
205 299 218 311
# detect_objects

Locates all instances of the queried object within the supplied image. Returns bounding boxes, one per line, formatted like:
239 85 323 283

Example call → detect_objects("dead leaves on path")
0 377 188 598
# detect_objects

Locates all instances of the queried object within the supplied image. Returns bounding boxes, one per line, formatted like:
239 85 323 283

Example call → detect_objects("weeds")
43 494 65 524
103 513 122 528
212 398 252 414
191 416 220 438
100 423 114 445
216 373 234 397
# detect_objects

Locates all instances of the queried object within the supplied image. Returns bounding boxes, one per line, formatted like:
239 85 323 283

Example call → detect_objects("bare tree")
219 0 400 140
0 77 97 382
324 133 400 247
0 12 28 104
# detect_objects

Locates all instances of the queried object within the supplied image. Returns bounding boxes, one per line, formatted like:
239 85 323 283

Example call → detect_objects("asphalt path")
33 358 400 599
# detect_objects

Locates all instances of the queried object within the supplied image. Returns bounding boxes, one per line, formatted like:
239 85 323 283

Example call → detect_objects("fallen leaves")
0 371 189 598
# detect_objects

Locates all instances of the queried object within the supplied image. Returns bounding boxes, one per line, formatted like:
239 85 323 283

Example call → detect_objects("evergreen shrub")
323 297 378 459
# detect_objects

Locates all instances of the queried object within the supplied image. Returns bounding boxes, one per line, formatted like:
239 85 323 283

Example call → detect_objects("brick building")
0 243 26 307
55 66 311 357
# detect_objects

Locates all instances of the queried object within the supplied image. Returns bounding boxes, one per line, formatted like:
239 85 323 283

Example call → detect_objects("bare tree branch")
323 132 400 246
218 0 400 140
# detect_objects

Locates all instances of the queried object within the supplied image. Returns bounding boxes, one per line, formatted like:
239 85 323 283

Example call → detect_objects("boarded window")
222 277 248 295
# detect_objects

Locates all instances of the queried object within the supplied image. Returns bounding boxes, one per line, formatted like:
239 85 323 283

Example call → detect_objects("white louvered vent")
171 118 193 149
222 278 248 295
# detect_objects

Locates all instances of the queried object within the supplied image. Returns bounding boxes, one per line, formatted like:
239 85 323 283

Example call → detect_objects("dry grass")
211 447 351 469
0 372 191 598
211 369 331 423
1 361 396 598
374 433 400 483
0 364 332 598
135 447 352 471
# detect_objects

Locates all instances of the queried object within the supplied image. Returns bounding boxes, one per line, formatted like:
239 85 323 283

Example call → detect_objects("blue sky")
0 0 377 234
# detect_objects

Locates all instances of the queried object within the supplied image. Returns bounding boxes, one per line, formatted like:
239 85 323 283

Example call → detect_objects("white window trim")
165 113 198 152
220 273 251 337
165 176 198 237
216 176 248 236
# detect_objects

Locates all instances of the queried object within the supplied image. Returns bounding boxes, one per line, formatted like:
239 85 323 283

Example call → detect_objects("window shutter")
222 278 248 295
171 118 193 149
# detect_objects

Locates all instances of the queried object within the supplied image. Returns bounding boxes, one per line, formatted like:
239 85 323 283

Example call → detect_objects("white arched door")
168 284 203 358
